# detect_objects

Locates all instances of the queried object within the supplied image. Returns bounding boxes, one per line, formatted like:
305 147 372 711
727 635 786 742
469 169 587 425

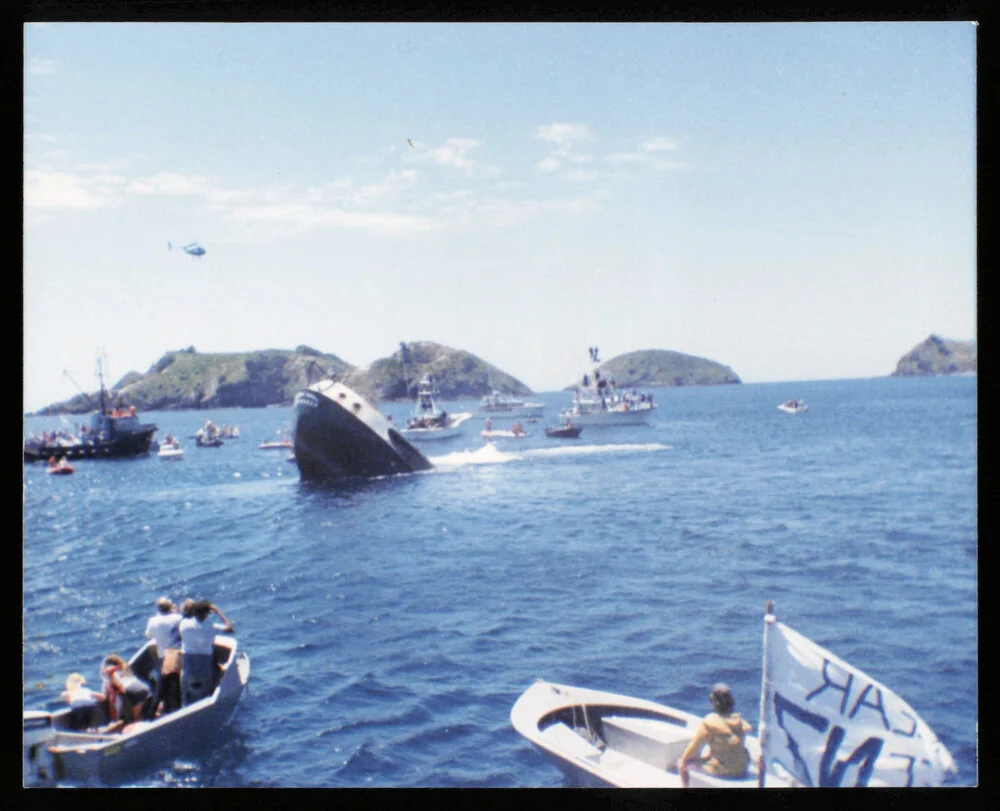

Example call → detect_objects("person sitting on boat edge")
60 672 106 730
179 599 234 706
145 597 183 715
677 683 752 787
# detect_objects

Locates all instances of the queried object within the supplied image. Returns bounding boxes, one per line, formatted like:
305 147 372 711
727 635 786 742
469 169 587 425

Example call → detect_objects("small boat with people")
23 634 249 783
475 390 545 419
545 423 582 439
777 399 808 414
194 421 225 447
558 347 656 427
292 365 432 481
46 456 75 475
481 419 528 439
511 602 957 789
399 375 472 441
157 435 184 460
24 360 157 463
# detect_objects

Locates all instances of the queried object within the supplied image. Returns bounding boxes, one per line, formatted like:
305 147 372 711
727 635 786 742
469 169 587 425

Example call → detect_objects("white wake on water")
428 441 670 469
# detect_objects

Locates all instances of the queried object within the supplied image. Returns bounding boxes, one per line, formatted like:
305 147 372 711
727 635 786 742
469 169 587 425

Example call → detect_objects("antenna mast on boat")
95 351 109 415
399 342 412 399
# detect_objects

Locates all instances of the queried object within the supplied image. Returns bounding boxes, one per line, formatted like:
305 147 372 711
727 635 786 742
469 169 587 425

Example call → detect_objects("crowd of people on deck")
576 371 655 413
58 597 235 733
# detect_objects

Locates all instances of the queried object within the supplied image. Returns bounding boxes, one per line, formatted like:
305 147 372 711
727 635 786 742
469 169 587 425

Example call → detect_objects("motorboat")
559 348 656 427
545 424 583 439
777 399 808 414
475 390 545 419
157 439 184 460
195 434 224 448
259 439 294 450
24 635 249 784
511 680 774 789
399 375 472 441
292 376 432 481
46 457 75 475
512 604 958 789
24 360 157 463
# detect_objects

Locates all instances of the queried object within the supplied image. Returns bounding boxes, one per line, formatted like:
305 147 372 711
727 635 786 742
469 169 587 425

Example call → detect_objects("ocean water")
22 376 978 787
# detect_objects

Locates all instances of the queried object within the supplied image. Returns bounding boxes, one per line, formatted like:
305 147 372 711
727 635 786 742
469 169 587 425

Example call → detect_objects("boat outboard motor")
23 711 57 779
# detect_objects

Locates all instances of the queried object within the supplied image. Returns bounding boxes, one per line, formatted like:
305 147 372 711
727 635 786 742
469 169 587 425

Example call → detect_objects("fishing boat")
195 434 224 448
23 635 249 784
399 375 472 441
545 424 582 439
24 361 157 463
475 390 545 419
558 348 656 427
777 399 808 414
512 604 958 789
292 374 432 481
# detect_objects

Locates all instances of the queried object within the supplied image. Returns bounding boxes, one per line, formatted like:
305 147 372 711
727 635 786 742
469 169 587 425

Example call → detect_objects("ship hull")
293 382 432 481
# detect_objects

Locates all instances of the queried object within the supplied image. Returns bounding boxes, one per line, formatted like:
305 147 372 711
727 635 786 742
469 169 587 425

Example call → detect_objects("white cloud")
566 170 599 183
640 137 679 152
230 203 435 237
24 170 120 209
536 123 593 147
28 57 56 75
537 157 560 173
652 160 685 171
605 152 646 164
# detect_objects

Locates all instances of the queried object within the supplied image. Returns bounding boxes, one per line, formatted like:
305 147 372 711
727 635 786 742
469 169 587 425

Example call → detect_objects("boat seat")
540 722 604 761
600 715 694 771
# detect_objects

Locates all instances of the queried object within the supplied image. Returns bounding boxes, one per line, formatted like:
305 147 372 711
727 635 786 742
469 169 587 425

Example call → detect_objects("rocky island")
891 335 976 377
30 343 533 415
564 349 741 389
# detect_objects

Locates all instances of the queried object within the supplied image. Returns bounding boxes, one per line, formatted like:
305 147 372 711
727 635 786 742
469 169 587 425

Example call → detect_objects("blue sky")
23 22 977 411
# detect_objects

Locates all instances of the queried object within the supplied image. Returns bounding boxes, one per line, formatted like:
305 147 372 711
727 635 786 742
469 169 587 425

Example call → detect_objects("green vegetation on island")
565 349 741 389
891 335 976 377
30 342 533 415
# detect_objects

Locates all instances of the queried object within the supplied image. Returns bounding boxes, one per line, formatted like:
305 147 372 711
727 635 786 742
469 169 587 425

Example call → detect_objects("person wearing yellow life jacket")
677 683 752 786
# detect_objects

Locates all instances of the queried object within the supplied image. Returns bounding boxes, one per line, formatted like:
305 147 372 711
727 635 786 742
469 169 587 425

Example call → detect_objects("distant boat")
24 359 157 463
292 376 432 481
777 399 808 415
259 439 294 450
476 390 545 419
545 424 582 439
559 349 656 427
46 457 74 475
400 375 472 441
157 438 184 460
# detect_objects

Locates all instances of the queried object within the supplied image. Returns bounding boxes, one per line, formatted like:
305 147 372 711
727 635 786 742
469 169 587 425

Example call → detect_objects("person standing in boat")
145 597 183 715
677 683 752 787
179 599 234 706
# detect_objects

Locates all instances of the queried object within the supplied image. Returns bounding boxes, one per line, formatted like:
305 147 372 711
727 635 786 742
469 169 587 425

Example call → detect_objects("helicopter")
168 241 206 258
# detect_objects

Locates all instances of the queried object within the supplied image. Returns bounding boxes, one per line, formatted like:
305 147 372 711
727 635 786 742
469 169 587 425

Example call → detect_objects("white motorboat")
511 680 773 788
777 399 808 414
512 604 958 789
475 390 545 419
559 348 656 427
157 438 184 460
24 635 249 784
399 375 473 441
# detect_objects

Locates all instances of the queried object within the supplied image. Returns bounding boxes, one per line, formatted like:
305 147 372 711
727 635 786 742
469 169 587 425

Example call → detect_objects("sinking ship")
292 378 432 481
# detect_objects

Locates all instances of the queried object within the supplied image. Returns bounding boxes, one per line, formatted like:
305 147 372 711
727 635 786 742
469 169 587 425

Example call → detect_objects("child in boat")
60 673 106 730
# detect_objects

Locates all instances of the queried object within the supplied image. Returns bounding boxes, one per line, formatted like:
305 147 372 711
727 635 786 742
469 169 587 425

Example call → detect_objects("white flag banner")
762 621 958 787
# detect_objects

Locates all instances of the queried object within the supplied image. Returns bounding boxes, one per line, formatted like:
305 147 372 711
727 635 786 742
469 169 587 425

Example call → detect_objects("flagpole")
757 600 775 788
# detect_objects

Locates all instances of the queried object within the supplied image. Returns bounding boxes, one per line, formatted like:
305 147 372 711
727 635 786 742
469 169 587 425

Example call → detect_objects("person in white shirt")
179 599 234 706
60 672 106 730
145 597 183 714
